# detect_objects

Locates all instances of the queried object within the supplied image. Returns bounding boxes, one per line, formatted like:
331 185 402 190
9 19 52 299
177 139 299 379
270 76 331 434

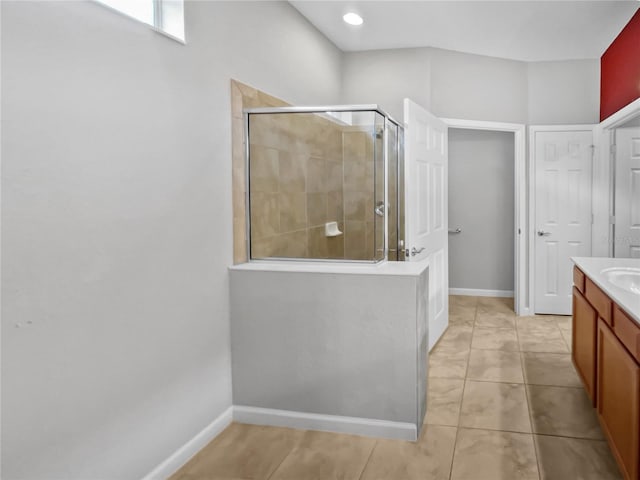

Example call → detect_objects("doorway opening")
448 128 515 301
443 119 528 315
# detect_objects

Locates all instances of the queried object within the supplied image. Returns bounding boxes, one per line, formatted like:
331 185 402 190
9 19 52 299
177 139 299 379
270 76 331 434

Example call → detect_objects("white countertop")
229 258 430 277
572 257 640 325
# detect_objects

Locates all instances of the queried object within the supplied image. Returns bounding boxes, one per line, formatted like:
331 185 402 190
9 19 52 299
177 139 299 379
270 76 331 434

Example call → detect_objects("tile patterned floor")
171 296 622 480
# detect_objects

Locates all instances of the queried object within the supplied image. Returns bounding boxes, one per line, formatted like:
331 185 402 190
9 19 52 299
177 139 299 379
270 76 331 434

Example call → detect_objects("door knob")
537 230 551 237
411 247 425 256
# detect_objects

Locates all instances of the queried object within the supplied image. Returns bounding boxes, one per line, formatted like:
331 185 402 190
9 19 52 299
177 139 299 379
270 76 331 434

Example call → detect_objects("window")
96 0 185 42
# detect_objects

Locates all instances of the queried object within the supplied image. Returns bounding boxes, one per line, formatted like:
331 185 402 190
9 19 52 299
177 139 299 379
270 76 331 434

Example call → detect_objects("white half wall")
0 1 342 479
228 262 429 440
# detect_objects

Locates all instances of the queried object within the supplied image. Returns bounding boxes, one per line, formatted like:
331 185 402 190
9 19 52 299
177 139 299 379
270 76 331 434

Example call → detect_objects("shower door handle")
374 202 385 217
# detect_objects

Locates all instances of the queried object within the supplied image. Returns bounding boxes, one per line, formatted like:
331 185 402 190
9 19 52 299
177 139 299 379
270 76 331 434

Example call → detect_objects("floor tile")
467 349 524 383
450 428 539 480
475 312 516 328
516 316 560 333
522 352 582 387
449 296 478 327
560 329 572 350
450 295 478 308
437 325 473 350
426 378 464 426
554 315 572 333
475 298 515 324
269 430 375 480
535 435 622 480
360 425 456 480
527 385 603 439
459 381 531 433
471 327 519 351
429 347 469 379
517 328 569 353
177 423 302 480
477 296 514 312
449 310 475 327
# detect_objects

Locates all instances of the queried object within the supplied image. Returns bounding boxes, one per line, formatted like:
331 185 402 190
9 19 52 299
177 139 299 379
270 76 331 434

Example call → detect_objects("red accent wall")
601 8 640 121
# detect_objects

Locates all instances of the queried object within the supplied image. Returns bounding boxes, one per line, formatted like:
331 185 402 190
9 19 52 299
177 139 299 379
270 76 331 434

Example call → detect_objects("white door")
614 127 640 258
404 99 448 350
534 129 593 314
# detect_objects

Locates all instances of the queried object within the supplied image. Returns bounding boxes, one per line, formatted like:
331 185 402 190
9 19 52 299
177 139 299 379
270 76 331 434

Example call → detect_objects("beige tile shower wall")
249 113 345 260
232 80 381 263
231 80 289 264
342 128 375 260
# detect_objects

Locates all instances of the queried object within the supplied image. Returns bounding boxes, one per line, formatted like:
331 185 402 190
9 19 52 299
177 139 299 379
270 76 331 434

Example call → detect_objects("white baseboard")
233 406 417 441
449 288 514 298
142 405 417 479
517 306 532 317
142 405 233 480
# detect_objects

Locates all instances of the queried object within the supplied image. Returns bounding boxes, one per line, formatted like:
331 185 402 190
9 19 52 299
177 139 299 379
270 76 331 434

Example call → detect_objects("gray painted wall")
429 47 528 123
448 129 515 291
1 1 342 479
527 60 600 125
341 48 432 121
342 47 600 125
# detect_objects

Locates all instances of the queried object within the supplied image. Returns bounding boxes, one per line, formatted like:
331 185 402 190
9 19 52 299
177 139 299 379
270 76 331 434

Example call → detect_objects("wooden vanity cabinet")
597 319 640 480
572 286 598 403
572 265 640 480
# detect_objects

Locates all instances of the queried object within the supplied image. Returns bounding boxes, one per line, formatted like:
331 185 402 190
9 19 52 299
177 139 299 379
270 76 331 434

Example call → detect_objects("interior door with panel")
404 98 448 350
614 127 640 258
534 128 593 314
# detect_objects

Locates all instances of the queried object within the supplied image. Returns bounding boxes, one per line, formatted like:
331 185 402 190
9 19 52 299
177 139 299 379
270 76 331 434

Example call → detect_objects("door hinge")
610 143 617 154
609 215 616 225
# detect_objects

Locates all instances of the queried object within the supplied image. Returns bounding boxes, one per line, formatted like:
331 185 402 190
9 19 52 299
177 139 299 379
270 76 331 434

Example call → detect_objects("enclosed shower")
232 104 428 441
244 106 404 262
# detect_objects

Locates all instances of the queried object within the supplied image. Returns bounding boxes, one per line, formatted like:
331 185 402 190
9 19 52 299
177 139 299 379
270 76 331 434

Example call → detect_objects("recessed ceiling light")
343 12 363 26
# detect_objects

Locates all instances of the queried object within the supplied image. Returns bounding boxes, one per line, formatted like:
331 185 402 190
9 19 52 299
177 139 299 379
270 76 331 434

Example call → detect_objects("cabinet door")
572 287 597 403
597 319 640 480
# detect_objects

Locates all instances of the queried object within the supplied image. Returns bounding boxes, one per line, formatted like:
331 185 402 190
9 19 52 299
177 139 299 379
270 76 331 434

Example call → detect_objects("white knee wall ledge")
142 406 417 480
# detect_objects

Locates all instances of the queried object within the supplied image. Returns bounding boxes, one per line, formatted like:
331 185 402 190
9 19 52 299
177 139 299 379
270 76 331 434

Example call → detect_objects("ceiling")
290 1 639 62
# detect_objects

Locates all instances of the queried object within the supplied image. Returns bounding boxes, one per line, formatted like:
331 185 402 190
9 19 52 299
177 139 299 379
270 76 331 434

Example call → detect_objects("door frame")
529 124 596 315
594 97 640 258
441 118 528 315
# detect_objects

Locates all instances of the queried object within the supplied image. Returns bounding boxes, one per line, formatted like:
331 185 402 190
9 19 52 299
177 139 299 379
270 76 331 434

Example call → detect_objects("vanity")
572 257 640 480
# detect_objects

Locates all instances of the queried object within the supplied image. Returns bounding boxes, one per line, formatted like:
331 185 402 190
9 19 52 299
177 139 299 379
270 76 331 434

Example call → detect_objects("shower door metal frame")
243 104 404 263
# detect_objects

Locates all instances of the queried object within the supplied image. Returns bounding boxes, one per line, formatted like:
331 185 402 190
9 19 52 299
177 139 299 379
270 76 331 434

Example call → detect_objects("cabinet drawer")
613 306 640 364
585 278 612 325
573 266 586 293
